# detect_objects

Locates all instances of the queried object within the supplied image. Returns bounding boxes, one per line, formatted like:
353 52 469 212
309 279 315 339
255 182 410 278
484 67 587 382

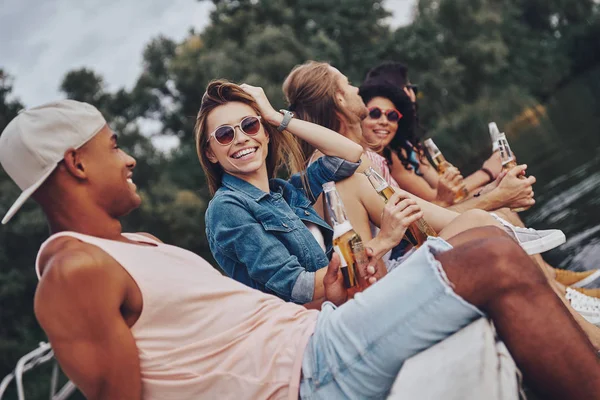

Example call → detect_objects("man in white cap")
1 99 599 400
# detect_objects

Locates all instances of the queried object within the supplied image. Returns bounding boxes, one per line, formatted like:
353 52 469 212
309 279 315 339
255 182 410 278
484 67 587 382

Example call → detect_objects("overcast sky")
0 0 416 108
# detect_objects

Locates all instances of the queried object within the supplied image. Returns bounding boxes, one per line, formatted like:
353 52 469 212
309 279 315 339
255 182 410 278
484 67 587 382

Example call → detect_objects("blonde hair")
194 80 305 196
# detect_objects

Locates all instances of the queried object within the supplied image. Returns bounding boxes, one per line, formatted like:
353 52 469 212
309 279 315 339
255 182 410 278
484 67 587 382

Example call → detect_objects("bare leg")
438 227 600 400
438 209 502 241
448 226 600 349
493 208 525 227
532 253 557 280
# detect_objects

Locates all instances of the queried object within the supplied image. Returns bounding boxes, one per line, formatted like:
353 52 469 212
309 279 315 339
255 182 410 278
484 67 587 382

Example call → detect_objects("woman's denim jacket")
205 156 360 303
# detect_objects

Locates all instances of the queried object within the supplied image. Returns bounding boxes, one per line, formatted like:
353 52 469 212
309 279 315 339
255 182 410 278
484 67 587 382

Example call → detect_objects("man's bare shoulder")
36 236 130 303
35 237 129 327
38 236 110 278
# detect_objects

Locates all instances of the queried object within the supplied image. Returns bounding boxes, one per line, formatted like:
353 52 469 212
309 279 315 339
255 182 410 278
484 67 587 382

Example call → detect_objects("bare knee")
460 209 498 229
482 237 547 292
445 225 510 247
440 209 504 242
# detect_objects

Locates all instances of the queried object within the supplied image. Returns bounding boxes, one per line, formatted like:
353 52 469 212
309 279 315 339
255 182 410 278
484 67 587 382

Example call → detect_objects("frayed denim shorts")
300 237 485 399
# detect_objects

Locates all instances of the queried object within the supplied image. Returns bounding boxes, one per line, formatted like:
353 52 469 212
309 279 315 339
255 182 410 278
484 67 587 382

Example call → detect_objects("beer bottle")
363 167 437 248
489 122 530 212
489 122 518 170
497 133 518 172
488 122 501 152
423 138 469 202
322 182 366 289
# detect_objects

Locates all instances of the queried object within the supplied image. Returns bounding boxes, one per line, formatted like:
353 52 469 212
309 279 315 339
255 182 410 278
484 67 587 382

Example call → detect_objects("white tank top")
35 232 318 400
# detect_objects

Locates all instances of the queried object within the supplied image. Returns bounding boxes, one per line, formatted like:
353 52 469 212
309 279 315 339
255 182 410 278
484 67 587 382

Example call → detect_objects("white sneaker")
490 213 566 255
566 288 600 327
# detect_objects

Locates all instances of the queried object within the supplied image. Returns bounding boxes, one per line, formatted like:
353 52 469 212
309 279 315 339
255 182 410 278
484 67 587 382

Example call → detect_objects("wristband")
480 167 495 183
277 109 294 132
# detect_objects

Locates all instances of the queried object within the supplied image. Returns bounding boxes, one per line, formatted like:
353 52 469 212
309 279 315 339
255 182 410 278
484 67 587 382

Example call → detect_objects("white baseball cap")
0 99 106 224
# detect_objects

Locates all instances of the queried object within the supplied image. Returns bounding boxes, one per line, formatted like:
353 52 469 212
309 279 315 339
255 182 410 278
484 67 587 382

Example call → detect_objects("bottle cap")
488 122 500 141
333 221 353 239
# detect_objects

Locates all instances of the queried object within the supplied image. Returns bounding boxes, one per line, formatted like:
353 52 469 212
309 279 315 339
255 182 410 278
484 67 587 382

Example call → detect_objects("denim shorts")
299 237 485 399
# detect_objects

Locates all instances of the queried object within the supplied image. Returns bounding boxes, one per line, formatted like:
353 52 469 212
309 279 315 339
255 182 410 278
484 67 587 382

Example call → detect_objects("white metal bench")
0 342 76 400
388 318 524 400
2 319 523 400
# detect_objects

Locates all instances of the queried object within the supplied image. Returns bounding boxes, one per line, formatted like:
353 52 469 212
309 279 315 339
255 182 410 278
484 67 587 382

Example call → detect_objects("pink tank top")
35 232 319 400
365 150 400 188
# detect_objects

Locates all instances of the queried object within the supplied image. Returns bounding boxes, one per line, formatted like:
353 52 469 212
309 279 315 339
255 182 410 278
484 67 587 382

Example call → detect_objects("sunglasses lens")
387 110 402 122
214 126 235 145
241 116 260 135
368 107 382 119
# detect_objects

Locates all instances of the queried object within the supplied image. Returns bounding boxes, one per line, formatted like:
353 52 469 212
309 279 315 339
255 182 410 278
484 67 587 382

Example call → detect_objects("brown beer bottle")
489 122 530 212
323 182 368 289
423 138 469 202
363 167 437 248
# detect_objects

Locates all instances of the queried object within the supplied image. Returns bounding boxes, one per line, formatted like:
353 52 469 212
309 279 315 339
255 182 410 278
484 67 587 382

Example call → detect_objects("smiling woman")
194 80 368 307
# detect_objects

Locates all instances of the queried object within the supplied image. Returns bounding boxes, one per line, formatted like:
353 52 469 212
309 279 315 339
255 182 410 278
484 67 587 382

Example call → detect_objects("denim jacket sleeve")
206 194 314 303
289 155 361 203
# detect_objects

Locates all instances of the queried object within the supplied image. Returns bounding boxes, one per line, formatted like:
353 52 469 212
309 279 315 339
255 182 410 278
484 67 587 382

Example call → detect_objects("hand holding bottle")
372 191 424 259
322 253 349 306
475 169 507 197
436 165 464 206
495 164 536 209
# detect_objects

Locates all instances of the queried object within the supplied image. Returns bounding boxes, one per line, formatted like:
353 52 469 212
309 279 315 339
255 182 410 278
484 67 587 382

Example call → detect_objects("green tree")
0 70 51 396
2 1 600 396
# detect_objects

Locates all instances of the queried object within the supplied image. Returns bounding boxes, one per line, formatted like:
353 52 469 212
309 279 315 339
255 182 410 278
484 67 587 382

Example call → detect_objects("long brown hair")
194 80 305 195
282 61 356 160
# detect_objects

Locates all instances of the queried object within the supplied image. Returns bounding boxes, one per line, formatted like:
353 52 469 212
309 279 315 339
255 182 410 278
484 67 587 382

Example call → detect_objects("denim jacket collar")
275 178 311 208
221 173 270 201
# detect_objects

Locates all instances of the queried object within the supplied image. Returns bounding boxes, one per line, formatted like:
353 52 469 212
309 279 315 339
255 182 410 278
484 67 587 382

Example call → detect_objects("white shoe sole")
520 230 566 255
571 269 600 288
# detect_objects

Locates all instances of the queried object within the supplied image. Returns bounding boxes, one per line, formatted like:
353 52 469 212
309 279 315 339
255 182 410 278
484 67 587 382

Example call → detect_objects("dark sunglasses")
367 107 403 123
207 116 262 145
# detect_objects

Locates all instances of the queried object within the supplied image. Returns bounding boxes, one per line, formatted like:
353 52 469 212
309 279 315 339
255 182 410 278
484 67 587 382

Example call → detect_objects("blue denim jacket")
205 156 360 303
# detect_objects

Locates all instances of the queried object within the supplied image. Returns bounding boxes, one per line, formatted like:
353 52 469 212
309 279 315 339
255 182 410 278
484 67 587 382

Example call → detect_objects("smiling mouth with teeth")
232 147 258 159
373 130 390 136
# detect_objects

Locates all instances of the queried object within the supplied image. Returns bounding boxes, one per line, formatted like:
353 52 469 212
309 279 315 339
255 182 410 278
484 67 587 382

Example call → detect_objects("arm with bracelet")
240 84 363 163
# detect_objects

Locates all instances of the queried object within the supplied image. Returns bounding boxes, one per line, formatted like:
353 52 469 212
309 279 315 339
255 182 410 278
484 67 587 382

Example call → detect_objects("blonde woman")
195 80 416 307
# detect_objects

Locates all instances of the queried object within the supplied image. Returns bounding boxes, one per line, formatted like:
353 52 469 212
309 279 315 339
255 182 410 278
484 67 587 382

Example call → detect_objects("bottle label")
498 138 515 164
350 241 368 268
332 221 353 239
333 245 348 267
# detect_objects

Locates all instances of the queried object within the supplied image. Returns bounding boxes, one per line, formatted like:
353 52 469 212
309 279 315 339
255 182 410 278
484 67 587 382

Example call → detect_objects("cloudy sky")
1 0 416 108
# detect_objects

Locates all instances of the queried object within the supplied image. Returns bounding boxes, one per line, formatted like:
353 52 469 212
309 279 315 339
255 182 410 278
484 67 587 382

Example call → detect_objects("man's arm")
34 243 141 400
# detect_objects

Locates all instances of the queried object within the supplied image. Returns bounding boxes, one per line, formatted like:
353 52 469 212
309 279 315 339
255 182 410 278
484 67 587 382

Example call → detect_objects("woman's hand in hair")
403 86 417 103
435 165 464 206
239 84 282 126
